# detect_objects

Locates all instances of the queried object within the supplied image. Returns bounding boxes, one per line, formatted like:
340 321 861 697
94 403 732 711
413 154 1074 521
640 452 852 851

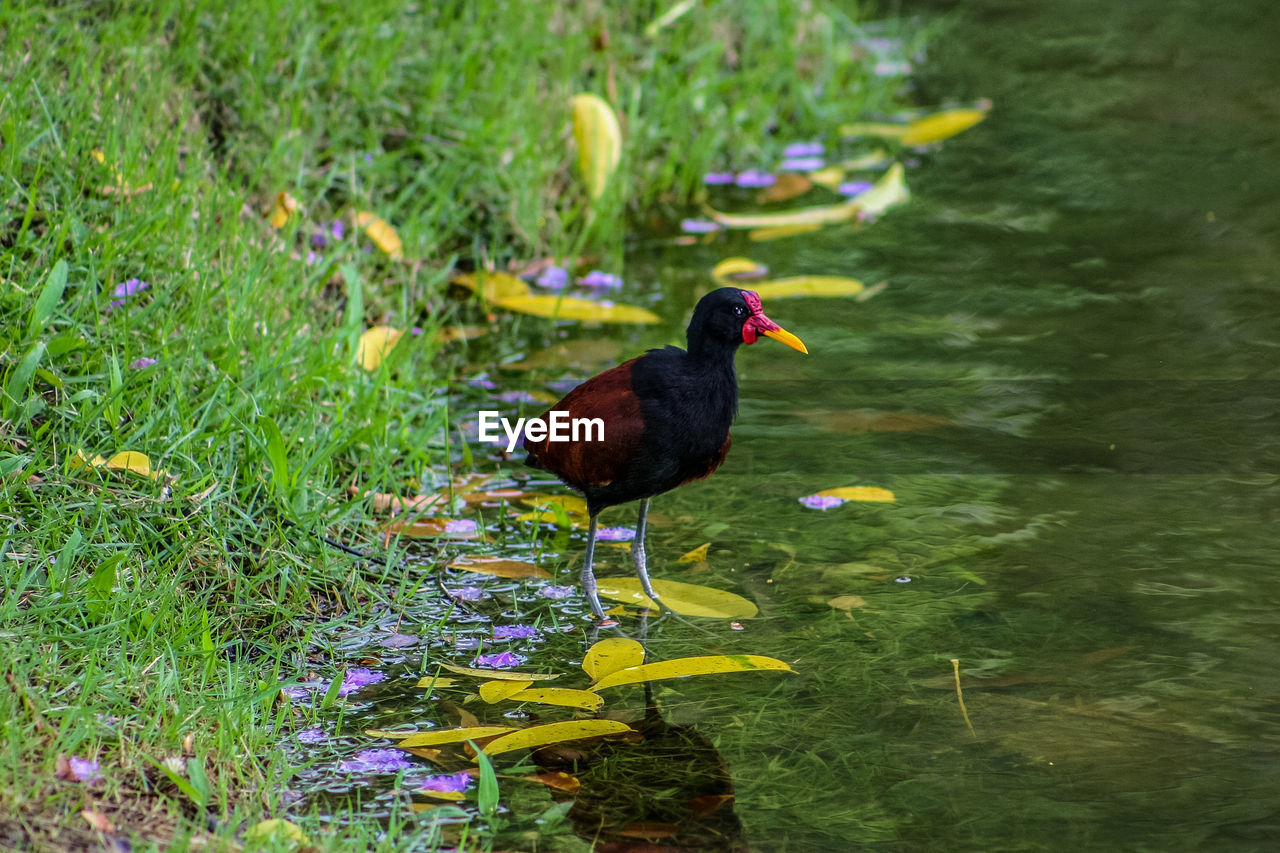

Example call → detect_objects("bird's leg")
581 514 608 623
631 498 667 611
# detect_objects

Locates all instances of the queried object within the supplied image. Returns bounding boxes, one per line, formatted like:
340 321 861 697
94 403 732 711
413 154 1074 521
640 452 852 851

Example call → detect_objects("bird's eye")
733 305 746 316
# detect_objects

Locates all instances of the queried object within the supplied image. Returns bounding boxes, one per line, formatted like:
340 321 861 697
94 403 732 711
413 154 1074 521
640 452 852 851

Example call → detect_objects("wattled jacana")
524 287 806 622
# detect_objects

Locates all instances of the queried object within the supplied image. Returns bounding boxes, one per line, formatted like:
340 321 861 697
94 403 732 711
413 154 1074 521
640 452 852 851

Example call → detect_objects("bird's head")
688 287 808 356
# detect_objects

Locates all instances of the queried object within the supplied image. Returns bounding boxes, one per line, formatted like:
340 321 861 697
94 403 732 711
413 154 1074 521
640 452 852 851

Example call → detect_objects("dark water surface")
609 0 1280 849
300 1 1280 849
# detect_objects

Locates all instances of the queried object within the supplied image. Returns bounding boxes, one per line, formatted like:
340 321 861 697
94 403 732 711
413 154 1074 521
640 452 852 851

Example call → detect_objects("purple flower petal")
338 748 414 774
703 172 736 185
492 624 538 640
68 757 103 785
445 519 479 536
305 251 320 265
577 270 623 290
595 526 635 541
310 230 328 249
799 494 846 510
783 142 825 158
874 61 912 77
734 170 776 188
447 586 485 602
680 219 723 234
495 390 544 405
422 771 472 793
296 727 327 744
336 667 385 697
128 357 157 370
112 278 149 298
779 156 825 172
535 266 570 290
538 585 575 600
467 375 498 390
474 651 524 669
837 180 875 197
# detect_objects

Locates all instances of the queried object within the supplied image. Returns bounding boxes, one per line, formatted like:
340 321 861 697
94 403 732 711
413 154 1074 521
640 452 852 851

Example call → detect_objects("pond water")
294 0 1280 849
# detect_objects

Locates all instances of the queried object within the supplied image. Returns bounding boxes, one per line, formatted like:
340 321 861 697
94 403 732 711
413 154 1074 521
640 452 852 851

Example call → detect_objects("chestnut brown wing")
524 358 644 490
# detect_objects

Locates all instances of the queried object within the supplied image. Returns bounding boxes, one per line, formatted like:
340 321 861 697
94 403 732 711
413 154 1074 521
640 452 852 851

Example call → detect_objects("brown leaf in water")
524 770 581 793
757 172 812 203
448 556 550 579
687 794 735 816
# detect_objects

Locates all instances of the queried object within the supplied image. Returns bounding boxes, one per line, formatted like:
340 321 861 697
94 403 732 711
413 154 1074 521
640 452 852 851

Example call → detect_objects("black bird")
524 287 806 621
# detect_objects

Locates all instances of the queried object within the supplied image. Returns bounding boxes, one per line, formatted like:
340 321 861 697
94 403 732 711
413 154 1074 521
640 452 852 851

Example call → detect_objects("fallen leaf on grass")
447 556 549 579
266 192 298 228
245 819 310 845
71 450 167 481
356 211 403 259
595 577 758 618
80 810 114 833
590 654 793 690
356 325 403 371
571 93 622 200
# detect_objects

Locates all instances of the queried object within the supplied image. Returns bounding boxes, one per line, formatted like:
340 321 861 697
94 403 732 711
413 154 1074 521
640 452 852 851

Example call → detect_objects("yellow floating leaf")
367 727 430 739
504 687 605 712
748 224 823 242
495 295 660 325
808 166 846 190
438 663 561 682
815 486 896 502
411 677 460 690
105 451 159 480
595 577 758 619
707 198 860 230
452 271 531 302
757 173 812 203
591 654 794 691
571 93 622 200
356 325 403 371
753 276 865 299
397 726 516 748
448 556 550 579
711 257 769 283
838 121 909 140
582 637 646 681
677 542 711 563
436 325 490 343
480 719 632 757
828 594 867 611
514 510 587 529
479 680 532 703
356 210 403 259
267 191 298 229
246 819 310 845
850 162 909 219
522 494 589 517
422 790 466 802
900 108 988 146
839 148 892 170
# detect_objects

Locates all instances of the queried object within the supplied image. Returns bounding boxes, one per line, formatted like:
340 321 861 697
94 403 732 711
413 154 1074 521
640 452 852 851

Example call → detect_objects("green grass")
0 1 907 848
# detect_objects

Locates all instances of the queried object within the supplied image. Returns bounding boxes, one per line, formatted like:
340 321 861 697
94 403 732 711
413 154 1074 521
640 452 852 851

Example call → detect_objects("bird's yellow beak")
762 326 808 354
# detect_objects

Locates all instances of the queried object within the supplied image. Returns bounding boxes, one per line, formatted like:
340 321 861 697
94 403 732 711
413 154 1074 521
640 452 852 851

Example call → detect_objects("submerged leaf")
356 211 403 259
480 719 632 757
595 577 758 619
356 325 403 371
495 295 660 324
901 108 989 146
447 557 550 579
753 276 865 299
757 173 813 203
677 542 711 563
571 93 622 200
582 637 646 681
591 654 794 690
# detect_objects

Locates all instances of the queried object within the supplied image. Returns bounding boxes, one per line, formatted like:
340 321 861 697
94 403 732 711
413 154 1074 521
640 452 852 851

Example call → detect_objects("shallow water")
295 0 1280 848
